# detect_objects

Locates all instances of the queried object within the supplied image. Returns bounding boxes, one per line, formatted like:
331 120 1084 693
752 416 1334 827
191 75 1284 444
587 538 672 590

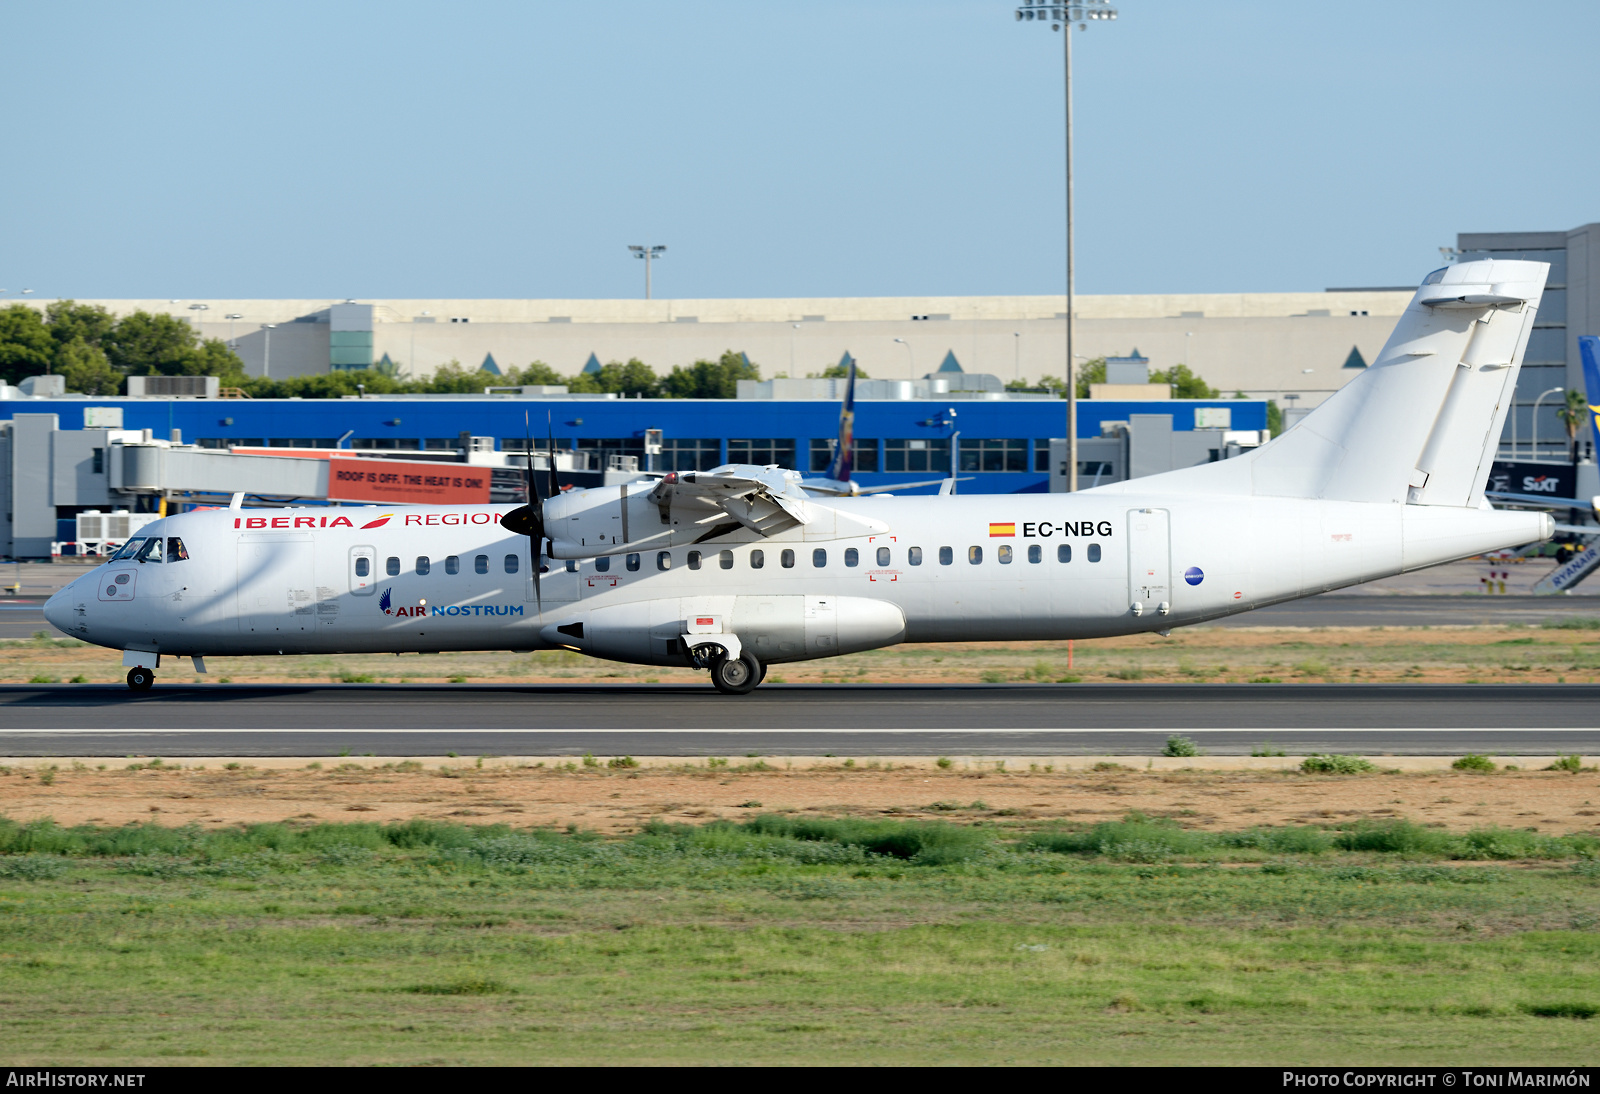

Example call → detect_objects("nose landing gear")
126 667 155 692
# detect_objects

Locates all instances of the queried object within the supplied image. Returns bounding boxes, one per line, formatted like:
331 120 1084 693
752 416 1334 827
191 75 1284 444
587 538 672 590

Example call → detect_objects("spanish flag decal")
988 522 1016 537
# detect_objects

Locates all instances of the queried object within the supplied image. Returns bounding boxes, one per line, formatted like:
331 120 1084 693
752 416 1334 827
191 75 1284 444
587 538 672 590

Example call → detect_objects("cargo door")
236 534 316 635
1127 508 1170 619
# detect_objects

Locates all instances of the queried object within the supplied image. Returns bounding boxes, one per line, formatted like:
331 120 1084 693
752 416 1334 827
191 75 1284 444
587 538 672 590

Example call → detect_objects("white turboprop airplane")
45 259 1552 695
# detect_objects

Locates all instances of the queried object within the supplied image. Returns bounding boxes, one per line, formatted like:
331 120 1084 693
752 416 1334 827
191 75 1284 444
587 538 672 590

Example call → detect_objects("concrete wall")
10 414 58 558
51 429 114 508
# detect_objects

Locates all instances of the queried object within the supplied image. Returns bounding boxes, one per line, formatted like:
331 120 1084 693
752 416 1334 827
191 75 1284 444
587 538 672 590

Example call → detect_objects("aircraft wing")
802 475 974 497
1487 491 1598 511
650 467 812 534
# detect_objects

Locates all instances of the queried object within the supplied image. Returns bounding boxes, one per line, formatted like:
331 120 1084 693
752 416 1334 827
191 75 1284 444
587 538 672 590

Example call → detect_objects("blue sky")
4 1 1596 300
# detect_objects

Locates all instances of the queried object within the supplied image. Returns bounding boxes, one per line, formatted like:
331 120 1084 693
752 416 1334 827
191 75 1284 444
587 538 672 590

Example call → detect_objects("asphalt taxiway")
1 682 1596 757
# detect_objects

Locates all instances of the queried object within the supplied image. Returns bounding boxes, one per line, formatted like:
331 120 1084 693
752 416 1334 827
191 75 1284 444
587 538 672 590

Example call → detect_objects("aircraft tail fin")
824 353 858 483
1131 258 1548 506
1580 335 1600 457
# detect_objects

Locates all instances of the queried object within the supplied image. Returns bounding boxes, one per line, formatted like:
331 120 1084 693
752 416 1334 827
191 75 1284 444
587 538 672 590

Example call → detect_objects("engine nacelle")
539 594 906 667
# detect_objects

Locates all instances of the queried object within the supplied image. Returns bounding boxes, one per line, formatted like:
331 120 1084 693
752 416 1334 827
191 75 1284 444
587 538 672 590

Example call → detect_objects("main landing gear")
709 651 763 695
126 667 155 692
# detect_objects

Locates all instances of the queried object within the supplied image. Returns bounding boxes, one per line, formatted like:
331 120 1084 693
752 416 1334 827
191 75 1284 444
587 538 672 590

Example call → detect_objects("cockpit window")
111 538 147 561
135 538 164 563
1423 267 1448 286
167 537 189 562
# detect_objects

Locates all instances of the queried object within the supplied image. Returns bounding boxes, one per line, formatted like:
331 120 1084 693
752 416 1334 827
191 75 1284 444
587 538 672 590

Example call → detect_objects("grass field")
2 814 1598 1065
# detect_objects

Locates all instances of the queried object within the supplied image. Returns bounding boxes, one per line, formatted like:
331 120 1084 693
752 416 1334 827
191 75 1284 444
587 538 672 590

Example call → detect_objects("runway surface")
3 682 1597 757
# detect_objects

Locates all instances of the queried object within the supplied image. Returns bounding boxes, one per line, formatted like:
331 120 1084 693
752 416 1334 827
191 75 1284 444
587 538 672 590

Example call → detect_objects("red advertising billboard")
326 458 491 505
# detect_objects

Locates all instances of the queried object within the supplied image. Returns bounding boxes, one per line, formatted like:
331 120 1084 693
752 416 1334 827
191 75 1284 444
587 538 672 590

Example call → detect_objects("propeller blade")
546 412 561 498
501 413 546 605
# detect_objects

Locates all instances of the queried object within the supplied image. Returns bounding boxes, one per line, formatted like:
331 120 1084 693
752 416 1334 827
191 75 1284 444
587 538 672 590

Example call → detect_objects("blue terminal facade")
2 396 1266 495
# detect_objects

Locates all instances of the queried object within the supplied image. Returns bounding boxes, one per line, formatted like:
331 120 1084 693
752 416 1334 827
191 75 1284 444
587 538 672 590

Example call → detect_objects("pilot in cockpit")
107 537 190 563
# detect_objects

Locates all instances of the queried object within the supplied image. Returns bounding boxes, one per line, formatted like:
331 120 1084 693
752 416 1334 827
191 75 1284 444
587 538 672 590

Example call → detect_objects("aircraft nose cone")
43 586 74 634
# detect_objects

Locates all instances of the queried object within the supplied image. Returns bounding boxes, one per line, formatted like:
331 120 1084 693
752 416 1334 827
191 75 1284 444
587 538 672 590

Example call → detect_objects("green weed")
1301 754 1375 775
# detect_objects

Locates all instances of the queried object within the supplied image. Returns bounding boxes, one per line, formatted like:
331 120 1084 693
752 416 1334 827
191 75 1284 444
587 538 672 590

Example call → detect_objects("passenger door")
1127 508 1170 618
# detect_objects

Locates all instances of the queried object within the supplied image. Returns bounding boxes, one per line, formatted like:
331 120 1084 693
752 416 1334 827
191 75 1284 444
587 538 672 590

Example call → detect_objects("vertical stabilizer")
825 353 858 483
1580 335 1600 457
1249 259 1546 504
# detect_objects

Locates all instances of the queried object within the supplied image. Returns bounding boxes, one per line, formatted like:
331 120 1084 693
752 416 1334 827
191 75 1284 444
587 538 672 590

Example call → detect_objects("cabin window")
938 546 953 565
1058 544 1072 563
781 549 795 569
998 545 1013 564
167 537 189 562
386 556 401 576
844 548 859 567
908 546 923 566
719 550 734 570
110 538 146 561
445 555 459 575
812 548 827 567
505 553 520 574
657 551 671 571
595 556 611 572
968 546 983 564
135 538 164 563
1028 544 1041 564
1087 543 1102 563
355 557 370 578
750 549 764 569
687 550 702 570
626 553 641 572
474 554 489 574
876 546 891 567
566 560 578 573
415 556 431 576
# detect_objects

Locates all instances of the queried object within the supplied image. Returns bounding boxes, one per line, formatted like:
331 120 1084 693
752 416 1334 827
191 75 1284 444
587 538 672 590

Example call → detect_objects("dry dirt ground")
3 760 1598 835
6 621 1600 685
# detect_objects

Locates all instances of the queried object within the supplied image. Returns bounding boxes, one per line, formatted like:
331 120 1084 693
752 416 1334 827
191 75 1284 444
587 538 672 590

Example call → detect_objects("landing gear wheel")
126 667 155 692
709 651 762 695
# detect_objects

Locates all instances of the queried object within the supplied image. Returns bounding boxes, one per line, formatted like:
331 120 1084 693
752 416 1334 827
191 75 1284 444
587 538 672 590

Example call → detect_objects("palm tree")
1556 389 1590 463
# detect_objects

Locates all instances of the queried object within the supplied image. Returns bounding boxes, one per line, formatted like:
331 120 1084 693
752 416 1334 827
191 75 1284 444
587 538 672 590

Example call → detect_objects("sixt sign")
1489 461 1577 500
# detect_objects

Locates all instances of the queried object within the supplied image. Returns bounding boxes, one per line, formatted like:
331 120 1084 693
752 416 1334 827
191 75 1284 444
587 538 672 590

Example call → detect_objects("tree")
1557 388 1590 462
0 304 54 386
423 360 501 394
1073 357 1108 399
1150 363 1220 399
816 361 866 379
509 361 564 387
245 368 413 400
1265 399 1282 437
44 300 115 348
659 351 759 399
102 310 249 384
54 339 122 396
